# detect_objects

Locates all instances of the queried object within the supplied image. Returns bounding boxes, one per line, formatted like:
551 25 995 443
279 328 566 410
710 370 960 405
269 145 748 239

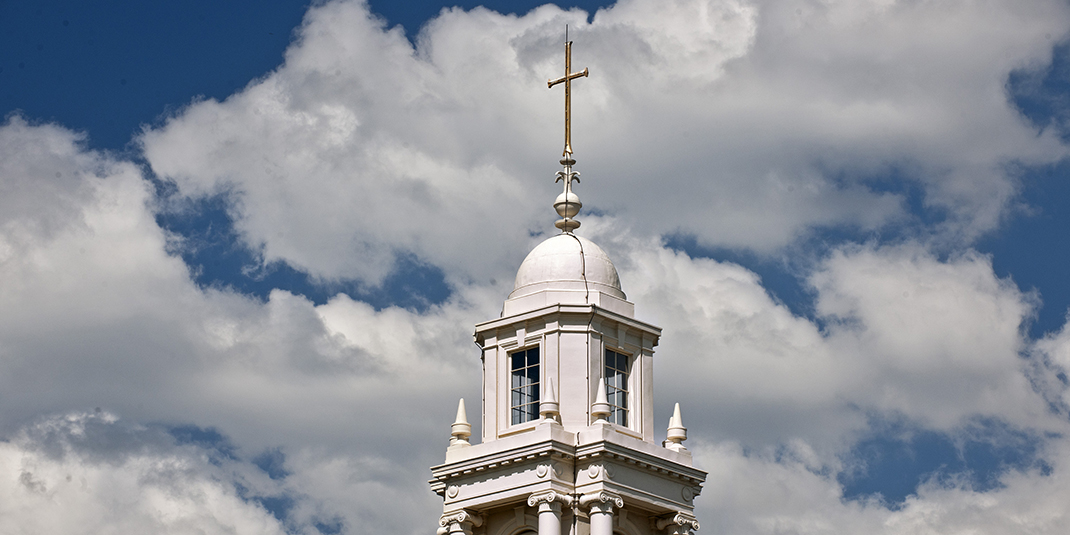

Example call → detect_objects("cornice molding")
430 439 573 481
576 444 707 486
475 304 661 341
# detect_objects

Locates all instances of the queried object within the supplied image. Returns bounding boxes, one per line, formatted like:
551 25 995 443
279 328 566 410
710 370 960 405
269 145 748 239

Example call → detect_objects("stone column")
579 491 623 535
438 510 484 535
528 491 570 535
655 512 700 535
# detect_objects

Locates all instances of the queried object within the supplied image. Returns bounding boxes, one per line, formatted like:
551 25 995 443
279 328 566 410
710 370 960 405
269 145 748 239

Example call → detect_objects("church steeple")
430 35 706 535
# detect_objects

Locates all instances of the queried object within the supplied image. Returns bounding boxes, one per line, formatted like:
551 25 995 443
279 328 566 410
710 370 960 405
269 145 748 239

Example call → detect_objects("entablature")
429 421 707 517
474 304 661 348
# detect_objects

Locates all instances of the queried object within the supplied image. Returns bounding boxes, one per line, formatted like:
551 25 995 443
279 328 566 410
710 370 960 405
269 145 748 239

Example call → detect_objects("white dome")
510 234 625 300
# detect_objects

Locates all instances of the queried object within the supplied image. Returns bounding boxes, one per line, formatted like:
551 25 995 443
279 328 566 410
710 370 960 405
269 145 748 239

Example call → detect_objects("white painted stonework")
430 226 707 535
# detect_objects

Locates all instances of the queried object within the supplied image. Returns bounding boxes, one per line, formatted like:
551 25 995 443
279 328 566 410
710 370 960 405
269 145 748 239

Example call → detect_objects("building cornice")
474 304 661 346
576 441 707 486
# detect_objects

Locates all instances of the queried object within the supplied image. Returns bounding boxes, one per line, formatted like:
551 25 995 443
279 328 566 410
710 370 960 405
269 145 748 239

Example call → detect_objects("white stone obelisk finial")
540 377 561 421
664 402 688 452
450 398 472 447
591 381 611 423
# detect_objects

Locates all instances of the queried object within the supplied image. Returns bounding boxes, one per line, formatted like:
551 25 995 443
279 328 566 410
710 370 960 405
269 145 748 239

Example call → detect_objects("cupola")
431 34 705 535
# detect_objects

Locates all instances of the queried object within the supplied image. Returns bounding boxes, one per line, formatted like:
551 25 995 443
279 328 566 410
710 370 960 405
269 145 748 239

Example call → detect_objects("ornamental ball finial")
553 157 582 232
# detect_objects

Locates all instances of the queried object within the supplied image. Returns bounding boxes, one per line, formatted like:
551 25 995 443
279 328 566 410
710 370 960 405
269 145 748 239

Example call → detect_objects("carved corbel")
655 512 700 535
439 509 485 535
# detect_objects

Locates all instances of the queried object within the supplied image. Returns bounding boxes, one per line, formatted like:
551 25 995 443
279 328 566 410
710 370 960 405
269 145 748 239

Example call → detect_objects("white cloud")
141 0 1069 286
6 110 1070 533
813 244 1049 430
692 436 1070 535
0 411 287 535
5 0 1070 533
0 115 506 533
1030 318 1070 416
599 216 1061 451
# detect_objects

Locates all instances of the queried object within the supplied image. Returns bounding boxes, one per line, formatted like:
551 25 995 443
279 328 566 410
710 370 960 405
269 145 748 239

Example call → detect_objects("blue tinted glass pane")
527 365 539 382
512 352 525 371
512 389 522 407
512 370 523 388
619 391 627 409
528 347 539 367
525 403 539 421
512 407 524 425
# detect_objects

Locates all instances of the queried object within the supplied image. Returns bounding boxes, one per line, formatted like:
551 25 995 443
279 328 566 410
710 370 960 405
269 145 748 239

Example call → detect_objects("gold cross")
548 38 589 156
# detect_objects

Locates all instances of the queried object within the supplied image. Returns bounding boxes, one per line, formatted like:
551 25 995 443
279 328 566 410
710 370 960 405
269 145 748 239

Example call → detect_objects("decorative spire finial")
450 398 472 447
548 27 588 233
539 377 560 421
592 380 611 423
664 402 688 452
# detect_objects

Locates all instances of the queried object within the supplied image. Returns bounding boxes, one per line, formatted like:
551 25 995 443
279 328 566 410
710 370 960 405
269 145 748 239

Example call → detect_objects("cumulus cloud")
5 1 1070 534
582 216 1062 459
692 435 1070 535
5 112 1070 533
0 411 287 535
0 116 486 532
1030 319 1070 416
141 0 1069 287
813 244 1049 430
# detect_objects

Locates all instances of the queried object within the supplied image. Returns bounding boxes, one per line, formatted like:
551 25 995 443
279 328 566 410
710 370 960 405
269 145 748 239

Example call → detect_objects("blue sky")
2 1 1070 534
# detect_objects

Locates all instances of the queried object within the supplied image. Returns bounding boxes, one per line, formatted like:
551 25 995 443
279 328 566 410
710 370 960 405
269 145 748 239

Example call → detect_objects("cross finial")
547 27 589 156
